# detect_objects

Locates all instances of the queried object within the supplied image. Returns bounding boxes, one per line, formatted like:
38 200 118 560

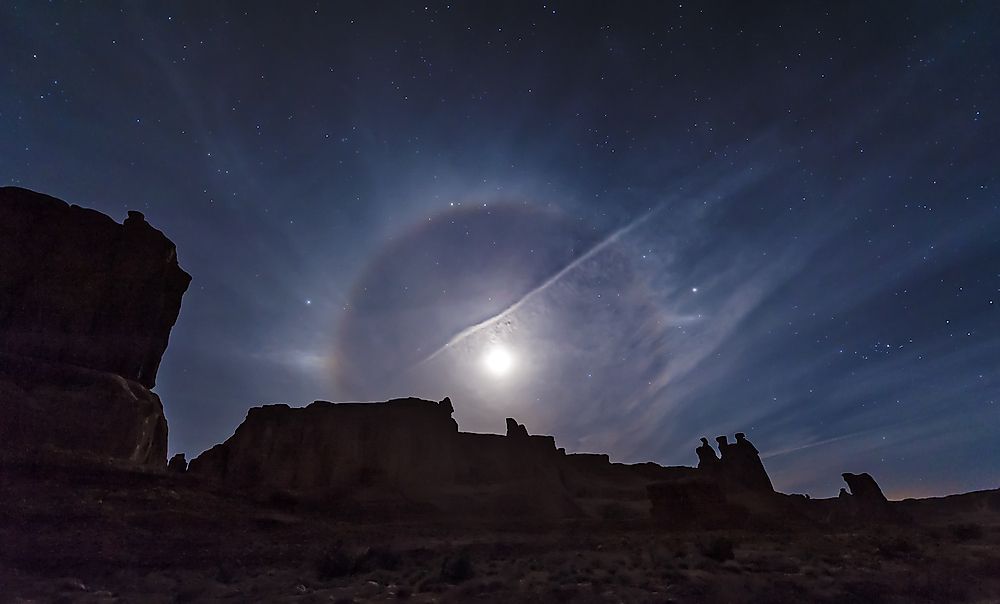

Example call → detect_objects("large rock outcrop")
834 471 908 524
190 398 463 490
0 187 190 466
190 398 583 517
193 395 809 521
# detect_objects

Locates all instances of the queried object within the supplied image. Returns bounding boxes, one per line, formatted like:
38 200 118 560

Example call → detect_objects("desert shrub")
456 578 504 597
699 536 735 562
214 562 237 584
439 551 475 584
265 489 299 509
841 579 888 601
598 502 634 521
415 578 446 594
548 585 580 601
353 546 401 573
875 536 919 560
315 545 354 579
751 578 810 603
902 563 972 602
174 584 208 603
768 558 801 574
315 544 402 579
949 523 984 542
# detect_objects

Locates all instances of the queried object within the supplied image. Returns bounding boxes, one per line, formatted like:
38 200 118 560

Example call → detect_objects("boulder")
836 471 907 523
167 453 188 473
0 187 189 467
842 472 888 504
0 354 168 466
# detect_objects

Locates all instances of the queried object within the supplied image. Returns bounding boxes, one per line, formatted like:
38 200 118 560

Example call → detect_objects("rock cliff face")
190 398 585 517
0 187 190 388
190 398 462 490
0 187 190 466
188 394 903 525
835 471 907 523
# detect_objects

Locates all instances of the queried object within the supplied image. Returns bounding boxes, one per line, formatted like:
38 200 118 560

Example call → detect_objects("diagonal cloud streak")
410 204 666 370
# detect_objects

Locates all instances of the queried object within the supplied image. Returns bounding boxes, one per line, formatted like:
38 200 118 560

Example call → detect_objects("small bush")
700 536 736 563
950 523 984 542
598 502 635 521
876 536 919 560
265 489 299 509
354 547 401 573
439 551 475 584
548 585 580 602
215 562 237 584
315 544 402 579
315 545 354 579
175 584 207 603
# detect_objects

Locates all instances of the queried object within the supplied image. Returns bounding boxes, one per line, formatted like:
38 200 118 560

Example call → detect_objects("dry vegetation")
2 455 999 603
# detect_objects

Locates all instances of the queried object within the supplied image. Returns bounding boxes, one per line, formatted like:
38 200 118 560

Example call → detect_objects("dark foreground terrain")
3 454 1000 603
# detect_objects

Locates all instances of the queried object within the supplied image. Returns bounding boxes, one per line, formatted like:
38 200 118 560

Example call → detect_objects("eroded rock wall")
0 187 190 388
189 398 462 489
0 187 190 466
190 398 594 517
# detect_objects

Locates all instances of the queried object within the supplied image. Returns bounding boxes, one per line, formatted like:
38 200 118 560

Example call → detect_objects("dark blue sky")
2 2 998 497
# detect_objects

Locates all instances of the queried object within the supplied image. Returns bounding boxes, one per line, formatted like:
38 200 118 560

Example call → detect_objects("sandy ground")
2 456 999 603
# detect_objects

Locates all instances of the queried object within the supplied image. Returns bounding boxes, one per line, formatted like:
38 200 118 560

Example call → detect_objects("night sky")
3 2 998 498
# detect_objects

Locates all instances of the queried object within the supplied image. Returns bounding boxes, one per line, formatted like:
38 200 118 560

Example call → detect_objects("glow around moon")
482 345 514 377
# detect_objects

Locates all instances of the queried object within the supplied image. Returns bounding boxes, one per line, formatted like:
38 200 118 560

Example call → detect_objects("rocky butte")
187 395 899 527
0 186 191 467
0 186 905 523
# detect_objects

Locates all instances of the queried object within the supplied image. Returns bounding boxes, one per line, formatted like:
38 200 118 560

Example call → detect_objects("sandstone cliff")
190 398 586 517
188 394 906 527
188 396 712 519
0 187 190 466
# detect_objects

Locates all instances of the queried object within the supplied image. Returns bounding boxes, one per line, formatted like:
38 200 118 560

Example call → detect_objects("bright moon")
482 346 514 377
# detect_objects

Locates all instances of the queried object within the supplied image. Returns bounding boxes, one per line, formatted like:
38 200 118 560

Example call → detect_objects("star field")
1 1 998 497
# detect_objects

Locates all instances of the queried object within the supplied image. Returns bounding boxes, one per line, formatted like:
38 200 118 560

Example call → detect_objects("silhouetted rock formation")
0 188 190 387
730 432 774 493
505 417 530 438
190 398 461 489
696 433 774 494
0 187 190 467
836 471 906 523
188 394 906 527
842 472 887 503
167 453 188 473
189 398 583 517
190 397 708 519
647 433 796 528
695 437 720 471
0 354 169 465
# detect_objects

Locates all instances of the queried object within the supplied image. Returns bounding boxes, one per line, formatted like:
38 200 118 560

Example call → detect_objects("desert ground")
3 453 999 604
